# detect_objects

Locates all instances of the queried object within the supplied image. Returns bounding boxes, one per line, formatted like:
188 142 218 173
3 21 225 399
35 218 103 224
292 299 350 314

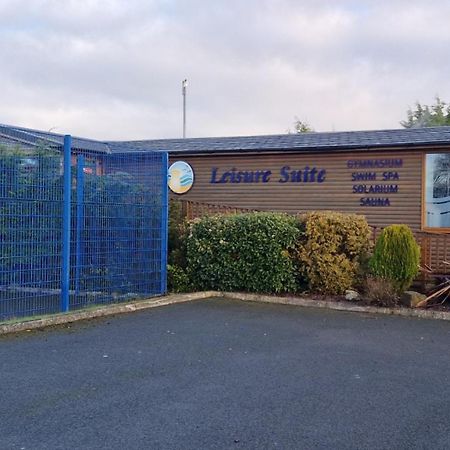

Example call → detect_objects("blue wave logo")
168 161 194 194
180 174 193 186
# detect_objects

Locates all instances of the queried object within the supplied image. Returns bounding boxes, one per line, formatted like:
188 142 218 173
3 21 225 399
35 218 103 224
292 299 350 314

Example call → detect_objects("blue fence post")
160 152 169 294
61 135 72 312
75 155 85 295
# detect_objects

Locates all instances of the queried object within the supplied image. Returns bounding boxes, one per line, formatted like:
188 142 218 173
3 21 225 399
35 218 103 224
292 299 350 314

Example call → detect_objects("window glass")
425 153 450 227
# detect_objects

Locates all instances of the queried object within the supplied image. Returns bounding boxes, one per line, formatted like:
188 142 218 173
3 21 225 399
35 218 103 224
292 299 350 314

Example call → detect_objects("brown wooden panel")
170 150 423 230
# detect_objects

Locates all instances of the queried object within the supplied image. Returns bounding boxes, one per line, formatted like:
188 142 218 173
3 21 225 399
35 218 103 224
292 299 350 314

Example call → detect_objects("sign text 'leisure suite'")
204 158 403 208
210 166 327 184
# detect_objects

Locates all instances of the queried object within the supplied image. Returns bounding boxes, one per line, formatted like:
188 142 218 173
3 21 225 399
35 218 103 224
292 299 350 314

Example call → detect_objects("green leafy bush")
168 200 188 268
186 212 298 293
167 200 190 292
294 211 371 294
369 224 420 293
168 264 191 293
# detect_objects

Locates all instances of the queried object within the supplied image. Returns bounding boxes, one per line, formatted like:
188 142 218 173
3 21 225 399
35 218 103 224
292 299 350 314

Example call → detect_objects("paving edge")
221 292 450 322
2 290 450 335
0 291 222 335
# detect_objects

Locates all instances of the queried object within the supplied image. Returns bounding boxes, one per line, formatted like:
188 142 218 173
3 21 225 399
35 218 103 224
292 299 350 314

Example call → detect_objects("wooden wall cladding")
169 150 423 230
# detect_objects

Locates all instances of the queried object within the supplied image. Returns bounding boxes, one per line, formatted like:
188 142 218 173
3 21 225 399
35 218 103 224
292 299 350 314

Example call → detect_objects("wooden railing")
176 200 450 276
417 233 450 275
179 200 260 221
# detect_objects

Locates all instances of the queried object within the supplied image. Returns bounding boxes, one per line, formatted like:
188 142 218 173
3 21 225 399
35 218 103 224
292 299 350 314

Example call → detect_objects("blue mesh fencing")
0 136 168 320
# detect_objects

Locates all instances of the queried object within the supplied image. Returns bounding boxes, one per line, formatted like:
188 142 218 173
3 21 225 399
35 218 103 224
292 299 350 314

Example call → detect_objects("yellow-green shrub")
369 224 420 293
294 211 371 294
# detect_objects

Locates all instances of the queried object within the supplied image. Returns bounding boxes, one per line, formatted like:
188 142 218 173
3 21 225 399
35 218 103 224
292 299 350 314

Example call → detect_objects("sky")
1 0 450 140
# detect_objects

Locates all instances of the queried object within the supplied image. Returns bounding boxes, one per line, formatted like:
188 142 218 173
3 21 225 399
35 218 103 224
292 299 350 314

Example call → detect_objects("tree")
401 96 450 128
287 117 314 134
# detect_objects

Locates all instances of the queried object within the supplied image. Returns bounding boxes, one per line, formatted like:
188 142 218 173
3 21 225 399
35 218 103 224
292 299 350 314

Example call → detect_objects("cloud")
1 0 450 139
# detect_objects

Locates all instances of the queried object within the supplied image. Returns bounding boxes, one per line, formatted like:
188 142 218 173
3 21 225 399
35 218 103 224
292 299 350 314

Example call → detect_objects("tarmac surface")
1 297 450 450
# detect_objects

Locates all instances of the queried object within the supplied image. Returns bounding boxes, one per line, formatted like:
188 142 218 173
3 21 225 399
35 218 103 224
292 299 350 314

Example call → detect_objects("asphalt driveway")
1 298 450 450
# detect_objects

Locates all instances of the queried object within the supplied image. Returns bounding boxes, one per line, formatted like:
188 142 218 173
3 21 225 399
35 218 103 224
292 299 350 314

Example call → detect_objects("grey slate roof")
117 126 450 154
0 124 111 153
0 134 35 149
2 123 450 155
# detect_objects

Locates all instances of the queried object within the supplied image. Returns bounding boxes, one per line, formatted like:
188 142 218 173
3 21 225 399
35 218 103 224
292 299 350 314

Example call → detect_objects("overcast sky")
1 0 450 140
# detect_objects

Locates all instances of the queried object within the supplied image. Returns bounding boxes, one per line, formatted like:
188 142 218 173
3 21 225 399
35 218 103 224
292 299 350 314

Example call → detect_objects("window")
425 153 450 228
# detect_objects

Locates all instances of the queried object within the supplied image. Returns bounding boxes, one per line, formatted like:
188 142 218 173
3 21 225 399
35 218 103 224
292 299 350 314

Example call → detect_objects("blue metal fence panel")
68 150 168 309
0 136 168 320
0 151 64 318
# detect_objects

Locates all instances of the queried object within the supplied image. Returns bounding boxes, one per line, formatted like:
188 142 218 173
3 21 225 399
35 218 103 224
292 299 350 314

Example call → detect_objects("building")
2 123 450 272
120 127 450 233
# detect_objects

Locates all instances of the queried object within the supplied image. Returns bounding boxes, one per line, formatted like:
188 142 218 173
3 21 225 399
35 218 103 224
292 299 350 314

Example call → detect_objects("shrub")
294 211 371 294
168 264 191 293
363 276 399 307
369 224 420 293
167 200 191 293
168 199 188 268
186 212 299 293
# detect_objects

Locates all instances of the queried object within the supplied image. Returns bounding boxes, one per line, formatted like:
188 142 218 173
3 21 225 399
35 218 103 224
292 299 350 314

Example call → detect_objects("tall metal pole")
75 154 85 295
182 79 188 138
160 152 169 294
61 134 72 313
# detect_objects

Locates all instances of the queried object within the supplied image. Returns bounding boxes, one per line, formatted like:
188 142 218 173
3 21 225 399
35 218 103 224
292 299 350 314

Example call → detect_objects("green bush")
167 200 191 292
294 211 371 294
186 212 299 293
168 264 191 293
168 200 188 268
369 224 420 293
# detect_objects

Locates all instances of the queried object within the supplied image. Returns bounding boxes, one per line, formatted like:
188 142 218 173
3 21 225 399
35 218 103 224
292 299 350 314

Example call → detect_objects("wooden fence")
175 199 450 277
417 233 450 275
179 199 260 221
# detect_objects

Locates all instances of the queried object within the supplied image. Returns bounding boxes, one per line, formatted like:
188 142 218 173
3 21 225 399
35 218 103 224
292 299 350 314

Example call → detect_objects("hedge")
186 212 298 293
174 210 373 295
